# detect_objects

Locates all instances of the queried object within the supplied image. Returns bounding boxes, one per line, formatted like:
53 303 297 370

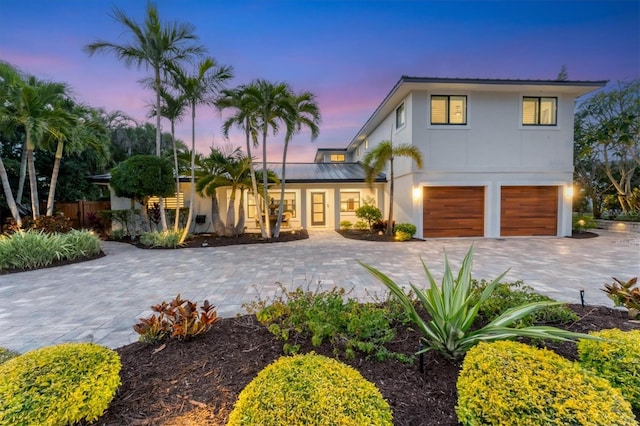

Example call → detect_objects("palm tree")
195 146 242 236
273 89 321 237
45 103 110 216
151 87 187 230
169 58 233 244
85 3 205 230
246 80 294 237
363 139 424 235
217 85 266 237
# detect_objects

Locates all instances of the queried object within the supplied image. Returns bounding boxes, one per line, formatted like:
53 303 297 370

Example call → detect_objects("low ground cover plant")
470 279 580 327
578 329 640 410
456 340 637 425
0 229 101 271
139 229 183 248
0 342 121 426
134 294 219 343
227 353 393 426
339 220 353 230
244 283 412 362
0 347 18 364
359 246 594 360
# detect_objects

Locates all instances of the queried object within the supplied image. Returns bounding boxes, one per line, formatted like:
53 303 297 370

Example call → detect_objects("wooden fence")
55 201 111 229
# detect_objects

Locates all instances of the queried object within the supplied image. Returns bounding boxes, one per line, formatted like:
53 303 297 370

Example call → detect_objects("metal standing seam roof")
87 162 387 184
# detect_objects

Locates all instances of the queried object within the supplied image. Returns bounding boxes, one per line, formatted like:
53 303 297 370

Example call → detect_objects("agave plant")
359 246 595 360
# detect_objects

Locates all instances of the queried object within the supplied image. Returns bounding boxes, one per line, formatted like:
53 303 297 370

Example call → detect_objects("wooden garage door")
501 186 558 236
423 186 484 237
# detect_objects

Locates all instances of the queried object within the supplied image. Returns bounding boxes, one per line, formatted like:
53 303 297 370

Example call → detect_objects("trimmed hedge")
456 340 636 426
0 342 121 425
227 353 393 425
578 329 640 410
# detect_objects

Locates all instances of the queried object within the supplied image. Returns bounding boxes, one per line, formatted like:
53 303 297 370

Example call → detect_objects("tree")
557 65 569 81
85 3 205 230
245 80 294 237
575 80 639 213
217 84 266 238
168 58 233 243
363 140 423 235
0 62 23 225
110 155 175 232
273 89 321 237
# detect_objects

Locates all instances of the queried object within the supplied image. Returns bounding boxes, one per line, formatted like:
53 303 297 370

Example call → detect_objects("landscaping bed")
93 304 640 425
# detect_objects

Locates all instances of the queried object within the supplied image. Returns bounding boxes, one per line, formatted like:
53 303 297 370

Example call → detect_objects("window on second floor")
431 95 467 125
395 103 405 128
330 154 345 162
522 97 557 126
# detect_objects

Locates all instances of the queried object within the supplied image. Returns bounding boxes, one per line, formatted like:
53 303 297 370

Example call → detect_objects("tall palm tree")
169 58 233 244
85 3 205 230
363 139 424 235
246 79 294 237
151 87 187 230
217 84 266 237
273 89 321 237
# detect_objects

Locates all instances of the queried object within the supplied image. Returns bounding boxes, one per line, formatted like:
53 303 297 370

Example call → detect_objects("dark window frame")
430 95 467 125
395 103 406 129
522 96 557 126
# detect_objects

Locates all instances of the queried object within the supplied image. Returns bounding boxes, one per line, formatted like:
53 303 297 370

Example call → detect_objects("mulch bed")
336 229 421 242
92 305 640 425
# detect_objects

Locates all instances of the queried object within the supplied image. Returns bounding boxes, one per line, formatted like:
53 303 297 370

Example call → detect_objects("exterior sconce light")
565 185 574 198
412 187 421 201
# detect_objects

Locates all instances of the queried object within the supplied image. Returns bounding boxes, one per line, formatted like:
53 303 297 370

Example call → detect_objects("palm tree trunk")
235 188 246 236
16 141 27 204
211 195 225 235
171 120 181 231
0 155 22 227
154 66 168 231
274 140 289 238
261 127 271 238
225 188 236 237
387 157 394 236
179 104 196 244
246 121 266 238
26 130 39 219
46 140 64 216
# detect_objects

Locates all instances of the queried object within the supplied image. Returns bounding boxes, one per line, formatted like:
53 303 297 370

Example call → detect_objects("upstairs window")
330 154 345 162
431 95 467 125
395 103 405 128
522 97 557 126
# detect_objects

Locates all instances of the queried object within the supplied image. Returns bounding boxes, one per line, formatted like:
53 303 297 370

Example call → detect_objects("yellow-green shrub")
456 341 637 426
227 353 393 426
578 329 640 410
0 347 19 364
0 342 121 426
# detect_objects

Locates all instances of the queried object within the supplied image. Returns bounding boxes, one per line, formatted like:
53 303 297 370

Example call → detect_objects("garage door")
501 186 558 236
423 186 484 237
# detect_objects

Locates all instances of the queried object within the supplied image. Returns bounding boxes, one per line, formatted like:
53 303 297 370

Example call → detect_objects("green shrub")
0 229 101 271
354 220 368 230
0 342 121 425
572 214 598 232
139 229 182 248
110 227 126 240
456 340 637 426
2 215 72 235
134 294 219 343
470 279 579 327
603 277 639 319
339 220 353 230
227 353 393 426
395 231 412 241
244 283 411 362
0 347 19 364
394 223 416 236
360 246 593 360
578 329 640 410
355 204 382 230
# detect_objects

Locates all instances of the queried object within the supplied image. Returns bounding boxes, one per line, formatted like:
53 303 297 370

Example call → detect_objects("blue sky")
1 0 638 161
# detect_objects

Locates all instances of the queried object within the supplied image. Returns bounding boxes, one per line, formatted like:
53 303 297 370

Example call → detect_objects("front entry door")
311 192 325 226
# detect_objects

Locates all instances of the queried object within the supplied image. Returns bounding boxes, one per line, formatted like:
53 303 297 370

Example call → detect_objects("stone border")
595 219 640 233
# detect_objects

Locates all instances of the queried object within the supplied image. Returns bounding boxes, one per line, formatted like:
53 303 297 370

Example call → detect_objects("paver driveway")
1 230 638 353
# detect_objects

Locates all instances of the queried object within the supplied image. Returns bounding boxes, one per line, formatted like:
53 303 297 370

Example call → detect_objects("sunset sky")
1 0 638 162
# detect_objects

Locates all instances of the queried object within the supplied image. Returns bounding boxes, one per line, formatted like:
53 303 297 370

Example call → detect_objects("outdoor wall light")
565 185 574 198
412 187 422 200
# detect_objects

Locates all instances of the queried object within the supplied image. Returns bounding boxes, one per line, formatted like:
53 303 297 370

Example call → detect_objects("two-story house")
101 76 606 238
